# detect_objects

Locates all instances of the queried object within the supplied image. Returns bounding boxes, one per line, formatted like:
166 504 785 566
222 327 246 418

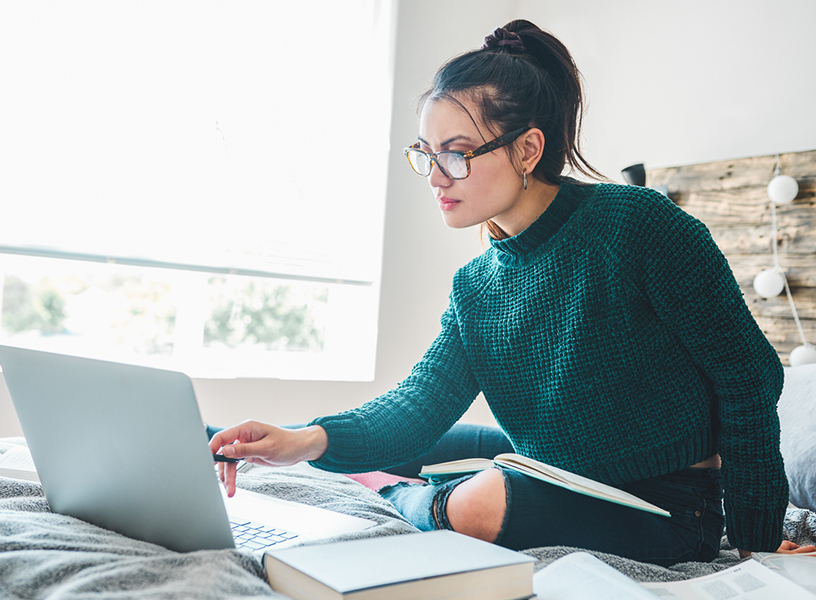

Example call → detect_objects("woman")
210 20 811 566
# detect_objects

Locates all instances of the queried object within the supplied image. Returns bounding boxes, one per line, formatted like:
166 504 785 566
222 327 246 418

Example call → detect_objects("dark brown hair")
418 20 603 239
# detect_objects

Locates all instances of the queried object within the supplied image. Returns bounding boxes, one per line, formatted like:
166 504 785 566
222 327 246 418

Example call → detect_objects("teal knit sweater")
311 180 788 552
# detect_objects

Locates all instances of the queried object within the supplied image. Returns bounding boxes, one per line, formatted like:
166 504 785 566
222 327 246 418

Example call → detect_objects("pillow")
777 364 816 511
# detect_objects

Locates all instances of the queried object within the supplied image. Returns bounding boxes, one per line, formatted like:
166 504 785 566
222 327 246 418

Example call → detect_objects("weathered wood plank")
709 222 816 255
746 294 816 320
728 254 816 288
753 317 815 346
674 188 816 225
648 149 816 193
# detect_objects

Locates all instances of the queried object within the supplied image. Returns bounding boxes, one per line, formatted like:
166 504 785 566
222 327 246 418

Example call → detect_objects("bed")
2 364 815 599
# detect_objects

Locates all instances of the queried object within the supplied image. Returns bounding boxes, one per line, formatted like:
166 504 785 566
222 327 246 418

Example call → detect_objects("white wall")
518 0 816 179
2 0 815 437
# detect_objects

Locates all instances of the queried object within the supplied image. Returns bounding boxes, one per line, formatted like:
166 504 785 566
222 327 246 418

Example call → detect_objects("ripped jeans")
379 424 724 568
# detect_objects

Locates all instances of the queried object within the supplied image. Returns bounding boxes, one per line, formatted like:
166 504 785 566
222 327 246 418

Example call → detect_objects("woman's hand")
738 541 816 558
208 421 328 497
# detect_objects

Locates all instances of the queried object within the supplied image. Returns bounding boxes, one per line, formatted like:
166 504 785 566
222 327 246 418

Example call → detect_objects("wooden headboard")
647 150 815 365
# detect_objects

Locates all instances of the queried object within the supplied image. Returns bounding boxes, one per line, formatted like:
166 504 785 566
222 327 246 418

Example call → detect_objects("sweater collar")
490 179 586 263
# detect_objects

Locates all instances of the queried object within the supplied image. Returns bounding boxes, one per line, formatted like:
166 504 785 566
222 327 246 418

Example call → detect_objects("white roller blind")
0 1 393 285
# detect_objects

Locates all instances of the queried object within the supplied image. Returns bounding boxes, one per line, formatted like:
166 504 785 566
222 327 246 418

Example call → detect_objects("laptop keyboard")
230 519 299 551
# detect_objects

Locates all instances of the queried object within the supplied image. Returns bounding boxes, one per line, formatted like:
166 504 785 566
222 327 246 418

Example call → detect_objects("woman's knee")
444 468 507 542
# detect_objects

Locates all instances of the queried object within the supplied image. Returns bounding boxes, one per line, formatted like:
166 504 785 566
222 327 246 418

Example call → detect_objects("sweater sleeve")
632 191 787 552
308 304 481 473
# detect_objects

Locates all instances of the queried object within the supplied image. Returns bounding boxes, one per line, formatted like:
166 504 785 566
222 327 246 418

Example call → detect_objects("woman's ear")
519 128 545 174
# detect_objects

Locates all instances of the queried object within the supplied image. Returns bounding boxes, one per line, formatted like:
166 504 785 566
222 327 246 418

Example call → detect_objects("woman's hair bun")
481 27 525 54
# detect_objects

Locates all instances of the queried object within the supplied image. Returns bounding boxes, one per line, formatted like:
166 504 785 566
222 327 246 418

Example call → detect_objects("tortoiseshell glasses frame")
403 126 531 180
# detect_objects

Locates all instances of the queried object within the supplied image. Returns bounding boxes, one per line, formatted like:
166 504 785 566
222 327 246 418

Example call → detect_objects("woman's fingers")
224 461 238 497
776 540 816 554
208 421 268 496
210 421 273 457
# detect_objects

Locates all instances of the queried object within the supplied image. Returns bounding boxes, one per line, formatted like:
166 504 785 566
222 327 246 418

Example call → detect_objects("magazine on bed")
419 453 671 517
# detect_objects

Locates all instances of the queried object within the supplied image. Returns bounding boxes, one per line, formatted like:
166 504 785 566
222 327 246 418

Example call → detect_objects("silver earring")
523 171 527 190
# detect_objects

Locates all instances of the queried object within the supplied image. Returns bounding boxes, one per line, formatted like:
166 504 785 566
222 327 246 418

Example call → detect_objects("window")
0 1 395 380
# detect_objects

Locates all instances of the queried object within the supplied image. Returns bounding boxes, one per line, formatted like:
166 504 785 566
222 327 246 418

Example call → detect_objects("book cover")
419 453 671 518
263 530 535 600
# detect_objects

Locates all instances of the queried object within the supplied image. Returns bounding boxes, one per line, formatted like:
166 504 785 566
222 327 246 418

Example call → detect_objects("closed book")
263 530 535 600
419 454 671 517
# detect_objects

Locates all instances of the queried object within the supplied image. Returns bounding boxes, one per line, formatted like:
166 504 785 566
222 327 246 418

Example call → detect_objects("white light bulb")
767 175 799 205
753 268 785 298
789 344 816 367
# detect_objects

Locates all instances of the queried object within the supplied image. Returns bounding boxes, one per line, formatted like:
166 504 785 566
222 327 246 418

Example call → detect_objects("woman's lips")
438 196 461 211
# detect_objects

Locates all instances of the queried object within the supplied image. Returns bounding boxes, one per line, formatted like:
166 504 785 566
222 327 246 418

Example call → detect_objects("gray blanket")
2 462 815 599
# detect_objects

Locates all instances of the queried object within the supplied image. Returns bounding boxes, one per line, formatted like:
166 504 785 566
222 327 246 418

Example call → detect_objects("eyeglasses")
404 127 530 180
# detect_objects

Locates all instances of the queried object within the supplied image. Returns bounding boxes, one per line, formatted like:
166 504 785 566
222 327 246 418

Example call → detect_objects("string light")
753 156 816 366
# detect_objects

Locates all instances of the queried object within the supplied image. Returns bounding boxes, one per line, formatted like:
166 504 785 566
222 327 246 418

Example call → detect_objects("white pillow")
778 364 816 511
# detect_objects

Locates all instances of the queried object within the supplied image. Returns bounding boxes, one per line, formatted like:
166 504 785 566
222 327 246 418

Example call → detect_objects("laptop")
0 345 375 554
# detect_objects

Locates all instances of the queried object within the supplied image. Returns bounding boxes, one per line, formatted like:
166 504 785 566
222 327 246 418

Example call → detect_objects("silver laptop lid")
0 345 234 552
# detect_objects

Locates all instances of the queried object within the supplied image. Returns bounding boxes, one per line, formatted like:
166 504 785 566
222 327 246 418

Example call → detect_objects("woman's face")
417 96 526 232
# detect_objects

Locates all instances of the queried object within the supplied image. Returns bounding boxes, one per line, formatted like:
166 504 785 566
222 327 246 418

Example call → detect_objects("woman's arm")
309 304 481 474
211 303 481 492
631 189 788 552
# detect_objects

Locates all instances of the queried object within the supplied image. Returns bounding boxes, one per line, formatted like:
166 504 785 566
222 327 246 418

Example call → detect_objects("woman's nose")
428 160 452 188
